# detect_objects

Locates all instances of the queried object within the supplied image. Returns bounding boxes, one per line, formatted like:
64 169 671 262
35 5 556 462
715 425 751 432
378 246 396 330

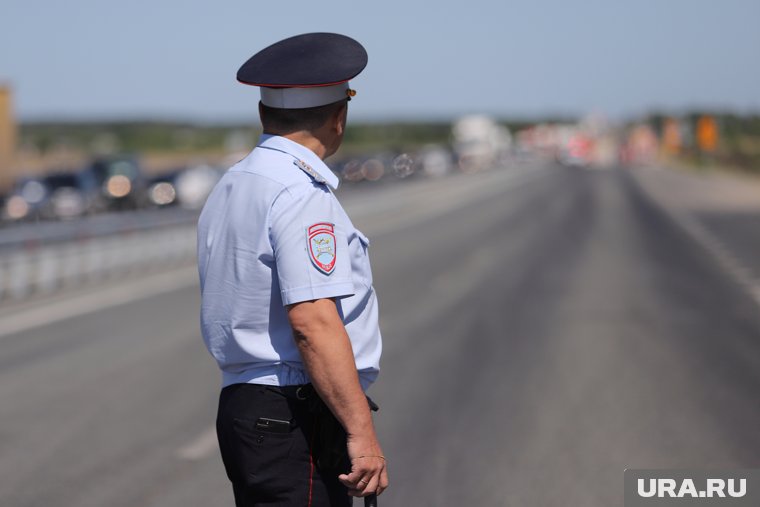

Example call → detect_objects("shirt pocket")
350 228 373 287
357 229 370 249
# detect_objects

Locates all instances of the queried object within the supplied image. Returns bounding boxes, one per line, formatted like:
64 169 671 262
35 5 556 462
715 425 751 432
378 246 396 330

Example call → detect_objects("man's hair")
259 99 347 134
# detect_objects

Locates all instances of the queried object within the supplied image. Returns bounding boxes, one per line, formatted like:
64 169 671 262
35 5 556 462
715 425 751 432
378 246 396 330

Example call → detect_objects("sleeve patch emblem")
307 222 337 275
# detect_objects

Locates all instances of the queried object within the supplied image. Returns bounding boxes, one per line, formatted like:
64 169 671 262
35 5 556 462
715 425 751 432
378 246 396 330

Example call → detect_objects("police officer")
197 33 388 506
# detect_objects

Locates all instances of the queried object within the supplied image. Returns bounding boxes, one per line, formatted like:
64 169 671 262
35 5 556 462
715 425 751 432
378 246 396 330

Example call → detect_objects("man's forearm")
288 298 374 436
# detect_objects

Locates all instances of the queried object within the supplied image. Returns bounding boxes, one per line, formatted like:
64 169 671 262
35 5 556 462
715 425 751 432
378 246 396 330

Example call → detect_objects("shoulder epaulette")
293 159 326 184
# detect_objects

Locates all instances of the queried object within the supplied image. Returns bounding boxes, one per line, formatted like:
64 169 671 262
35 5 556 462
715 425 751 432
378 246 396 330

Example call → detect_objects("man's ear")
258 101 266 128
333 102 348 136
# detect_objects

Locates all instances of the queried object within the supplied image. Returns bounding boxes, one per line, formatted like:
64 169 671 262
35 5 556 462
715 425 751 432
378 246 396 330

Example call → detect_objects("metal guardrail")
0 210 198 302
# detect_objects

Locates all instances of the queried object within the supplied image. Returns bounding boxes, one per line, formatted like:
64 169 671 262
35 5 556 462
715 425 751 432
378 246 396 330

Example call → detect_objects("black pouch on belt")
304 387 379 472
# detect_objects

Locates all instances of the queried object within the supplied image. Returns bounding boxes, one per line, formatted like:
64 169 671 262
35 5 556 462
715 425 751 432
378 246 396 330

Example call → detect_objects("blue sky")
2 0 759 122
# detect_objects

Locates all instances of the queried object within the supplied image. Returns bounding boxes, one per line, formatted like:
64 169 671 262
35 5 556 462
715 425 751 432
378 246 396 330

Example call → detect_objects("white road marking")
657 201 760 308
633 166 760 309
177 426 218 461
0 266 198 339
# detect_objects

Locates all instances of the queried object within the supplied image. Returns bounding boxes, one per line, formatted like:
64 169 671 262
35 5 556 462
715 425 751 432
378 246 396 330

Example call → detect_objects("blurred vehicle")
622 124 659 166
557 134 593 167
88 155 147 210
2 169 101 222
2 177 48 221
41 170 99 219
333 157 363 183
145 170 182 208
416 145 453 178
452 115 512 172
336 152 401 184
174 164 222 209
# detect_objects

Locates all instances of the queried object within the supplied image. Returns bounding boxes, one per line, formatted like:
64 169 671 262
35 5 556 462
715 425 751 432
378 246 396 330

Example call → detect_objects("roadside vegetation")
16 111 760 174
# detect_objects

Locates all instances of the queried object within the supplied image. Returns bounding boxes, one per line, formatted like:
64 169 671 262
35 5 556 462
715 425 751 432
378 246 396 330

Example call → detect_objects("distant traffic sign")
697 115 718 153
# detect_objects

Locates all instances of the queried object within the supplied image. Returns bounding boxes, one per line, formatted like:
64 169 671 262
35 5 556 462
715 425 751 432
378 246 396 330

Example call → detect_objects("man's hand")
338 435 389 497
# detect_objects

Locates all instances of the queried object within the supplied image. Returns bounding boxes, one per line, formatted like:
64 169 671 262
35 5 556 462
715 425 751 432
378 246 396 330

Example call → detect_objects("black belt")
264 383 315 401
265 384 378 411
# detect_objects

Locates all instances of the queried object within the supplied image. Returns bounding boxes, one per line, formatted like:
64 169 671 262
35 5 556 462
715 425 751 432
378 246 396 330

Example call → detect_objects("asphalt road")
1 164 758 507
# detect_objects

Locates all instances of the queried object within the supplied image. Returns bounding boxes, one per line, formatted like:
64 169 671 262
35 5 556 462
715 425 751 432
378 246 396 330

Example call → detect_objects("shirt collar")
256 134 340 189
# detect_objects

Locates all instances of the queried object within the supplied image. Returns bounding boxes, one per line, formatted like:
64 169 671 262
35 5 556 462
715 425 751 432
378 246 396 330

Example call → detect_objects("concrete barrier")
0 223 197 303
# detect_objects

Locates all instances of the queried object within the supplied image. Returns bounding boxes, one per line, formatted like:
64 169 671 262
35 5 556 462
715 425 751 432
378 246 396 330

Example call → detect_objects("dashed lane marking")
632 166 760 309
663 206 760 309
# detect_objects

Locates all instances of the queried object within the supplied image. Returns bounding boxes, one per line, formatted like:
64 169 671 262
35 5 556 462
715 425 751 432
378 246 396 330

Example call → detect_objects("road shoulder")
629 165 760 307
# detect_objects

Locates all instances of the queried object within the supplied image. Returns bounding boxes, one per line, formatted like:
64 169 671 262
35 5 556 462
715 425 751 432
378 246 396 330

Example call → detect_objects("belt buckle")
295 385 308 401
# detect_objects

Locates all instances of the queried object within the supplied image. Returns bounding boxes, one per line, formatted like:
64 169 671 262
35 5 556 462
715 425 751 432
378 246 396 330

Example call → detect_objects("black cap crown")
237 32 368 88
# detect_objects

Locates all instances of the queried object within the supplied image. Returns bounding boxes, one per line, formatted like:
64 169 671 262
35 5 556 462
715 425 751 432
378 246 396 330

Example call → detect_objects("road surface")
1 164 758 506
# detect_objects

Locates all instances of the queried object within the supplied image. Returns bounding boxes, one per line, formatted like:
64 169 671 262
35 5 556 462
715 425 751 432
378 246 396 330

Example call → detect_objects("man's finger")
338 470 364 485
376 467 389 495
338 472 368 492
340 461 375 482
359 475 380 497
339 469 382 497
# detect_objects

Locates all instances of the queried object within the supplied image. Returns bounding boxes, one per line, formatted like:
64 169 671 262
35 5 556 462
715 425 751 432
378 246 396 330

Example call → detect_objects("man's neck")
270 131 329 160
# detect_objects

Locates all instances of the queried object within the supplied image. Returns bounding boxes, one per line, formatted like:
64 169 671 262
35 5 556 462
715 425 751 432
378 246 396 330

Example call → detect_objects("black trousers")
216 383 352 507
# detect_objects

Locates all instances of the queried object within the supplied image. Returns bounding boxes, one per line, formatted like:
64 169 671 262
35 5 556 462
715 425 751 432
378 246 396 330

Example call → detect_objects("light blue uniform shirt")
197 134 381 390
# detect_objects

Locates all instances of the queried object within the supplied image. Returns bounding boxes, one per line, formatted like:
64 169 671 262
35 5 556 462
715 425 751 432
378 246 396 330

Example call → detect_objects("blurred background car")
88 154 147 210
2 176 48 222
145 169 182 208
39 170 99 220
2 169 101 222
452 115 512 172
173 163 223 209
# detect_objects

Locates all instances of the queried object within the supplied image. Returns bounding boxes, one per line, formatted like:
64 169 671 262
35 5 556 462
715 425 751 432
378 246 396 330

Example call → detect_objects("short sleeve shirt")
197 134 381 389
